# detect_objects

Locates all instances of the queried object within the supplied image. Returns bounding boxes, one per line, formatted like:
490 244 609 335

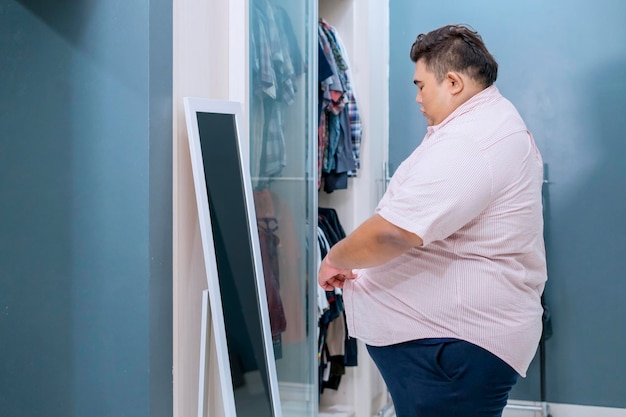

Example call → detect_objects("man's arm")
318 214 423 290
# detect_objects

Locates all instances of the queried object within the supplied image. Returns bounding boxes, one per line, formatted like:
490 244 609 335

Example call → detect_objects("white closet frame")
318 1 390 417
173 1 247 417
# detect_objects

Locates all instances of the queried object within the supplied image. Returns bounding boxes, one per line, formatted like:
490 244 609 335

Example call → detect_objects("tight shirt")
344 86 547 376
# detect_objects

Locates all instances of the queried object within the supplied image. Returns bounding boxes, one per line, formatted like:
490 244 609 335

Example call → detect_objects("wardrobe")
317 2 390 417
173 0 390 416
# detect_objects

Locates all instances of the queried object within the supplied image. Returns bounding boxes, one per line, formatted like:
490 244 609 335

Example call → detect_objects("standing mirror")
184 98 283 417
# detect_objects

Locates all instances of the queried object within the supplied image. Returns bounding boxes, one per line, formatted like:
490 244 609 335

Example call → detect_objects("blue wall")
389 0 626 408
0 1 172 416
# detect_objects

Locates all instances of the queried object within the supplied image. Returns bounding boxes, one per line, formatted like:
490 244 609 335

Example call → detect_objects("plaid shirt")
250 2 304 178
318 19 362 187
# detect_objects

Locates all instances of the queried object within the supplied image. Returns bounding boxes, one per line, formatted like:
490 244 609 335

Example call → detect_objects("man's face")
413 59 452 126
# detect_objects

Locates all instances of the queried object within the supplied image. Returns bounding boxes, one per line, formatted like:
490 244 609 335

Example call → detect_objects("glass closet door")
249 1 317 416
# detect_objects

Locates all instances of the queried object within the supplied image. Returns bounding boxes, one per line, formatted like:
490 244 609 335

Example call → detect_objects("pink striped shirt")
344 86 546 376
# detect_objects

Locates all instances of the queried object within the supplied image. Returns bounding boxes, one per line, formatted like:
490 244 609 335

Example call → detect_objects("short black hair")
410 24 498 88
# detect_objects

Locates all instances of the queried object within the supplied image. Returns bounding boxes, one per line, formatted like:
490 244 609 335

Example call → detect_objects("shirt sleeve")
377 138 493 246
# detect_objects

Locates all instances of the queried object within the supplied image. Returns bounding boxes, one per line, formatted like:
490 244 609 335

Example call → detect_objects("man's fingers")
321 273 348 290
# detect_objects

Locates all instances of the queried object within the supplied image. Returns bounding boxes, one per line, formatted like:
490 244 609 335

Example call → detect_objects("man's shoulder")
445 99 527 142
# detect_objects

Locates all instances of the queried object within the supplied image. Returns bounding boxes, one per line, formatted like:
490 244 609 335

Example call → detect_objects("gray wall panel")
389 0 626 408
0 0 172 415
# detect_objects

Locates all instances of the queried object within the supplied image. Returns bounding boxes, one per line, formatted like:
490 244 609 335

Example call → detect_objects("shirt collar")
426 85 500 137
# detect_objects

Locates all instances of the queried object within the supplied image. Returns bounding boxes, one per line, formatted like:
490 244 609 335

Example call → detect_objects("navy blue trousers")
367 339 519 417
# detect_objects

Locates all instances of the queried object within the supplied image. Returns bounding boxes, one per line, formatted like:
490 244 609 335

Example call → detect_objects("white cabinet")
317 1 391 417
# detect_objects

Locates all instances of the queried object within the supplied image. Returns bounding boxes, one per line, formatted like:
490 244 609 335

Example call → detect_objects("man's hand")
317 215 422 290
318 256 357 290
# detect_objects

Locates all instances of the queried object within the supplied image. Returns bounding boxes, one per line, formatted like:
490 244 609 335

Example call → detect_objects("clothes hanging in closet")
250 1 305 186
254 189 307 358
318 19 362 193
317 207 358 394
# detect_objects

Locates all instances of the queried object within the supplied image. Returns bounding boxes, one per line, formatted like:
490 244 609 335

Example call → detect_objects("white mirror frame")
183 97 283 417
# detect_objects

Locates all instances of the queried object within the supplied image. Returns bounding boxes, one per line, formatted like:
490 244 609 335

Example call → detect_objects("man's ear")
446 71 464 95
